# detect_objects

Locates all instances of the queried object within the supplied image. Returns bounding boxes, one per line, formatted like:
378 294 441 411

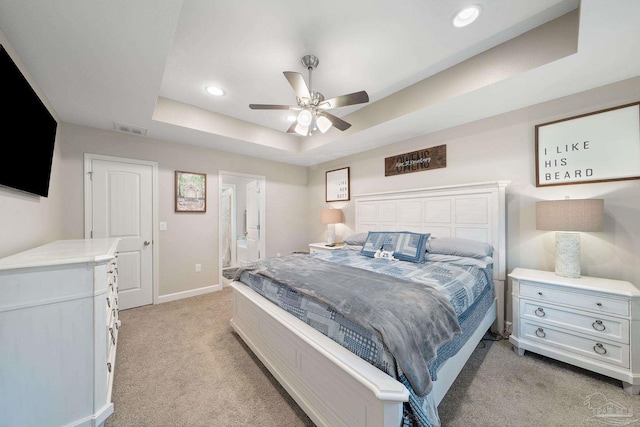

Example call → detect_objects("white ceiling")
1 0 639 166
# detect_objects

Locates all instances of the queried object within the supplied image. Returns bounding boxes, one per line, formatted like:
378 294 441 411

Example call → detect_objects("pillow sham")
425 237 493 259
360 231 430 263
424 253 493 269
343 232 368 246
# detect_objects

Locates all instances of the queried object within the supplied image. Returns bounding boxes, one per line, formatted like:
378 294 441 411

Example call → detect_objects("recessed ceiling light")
453 5 482 28
205 86 226 96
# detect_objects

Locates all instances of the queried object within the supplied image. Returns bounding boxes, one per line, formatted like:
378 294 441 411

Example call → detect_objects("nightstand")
509 268 640 395
308 242 345 254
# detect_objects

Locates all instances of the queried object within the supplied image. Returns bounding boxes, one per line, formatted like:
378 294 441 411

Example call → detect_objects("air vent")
114 122 148 136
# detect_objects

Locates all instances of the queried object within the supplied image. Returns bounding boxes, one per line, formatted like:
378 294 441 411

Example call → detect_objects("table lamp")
536 198 604 278
320 208 343 245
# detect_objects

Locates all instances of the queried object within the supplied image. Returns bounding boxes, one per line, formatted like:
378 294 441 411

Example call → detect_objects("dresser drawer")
520 281 629 316
520 300 629 343
521 321 629 368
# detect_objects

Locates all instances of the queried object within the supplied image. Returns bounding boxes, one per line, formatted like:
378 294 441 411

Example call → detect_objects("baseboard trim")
157 284 221 304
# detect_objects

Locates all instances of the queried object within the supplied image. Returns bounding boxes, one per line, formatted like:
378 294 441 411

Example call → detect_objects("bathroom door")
246 180 260 262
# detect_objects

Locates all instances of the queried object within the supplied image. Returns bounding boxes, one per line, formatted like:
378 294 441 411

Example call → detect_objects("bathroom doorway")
219 171 266 286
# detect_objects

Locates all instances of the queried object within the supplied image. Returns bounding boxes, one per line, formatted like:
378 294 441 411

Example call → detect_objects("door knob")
144 240 151 246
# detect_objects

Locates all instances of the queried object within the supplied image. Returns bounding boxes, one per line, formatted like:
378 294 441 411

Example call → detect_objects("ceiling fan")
249 55 369 136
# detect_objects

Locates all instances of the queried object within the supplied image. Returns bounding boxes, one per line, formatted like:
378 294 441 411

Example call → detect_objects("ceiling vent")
114 122 148 136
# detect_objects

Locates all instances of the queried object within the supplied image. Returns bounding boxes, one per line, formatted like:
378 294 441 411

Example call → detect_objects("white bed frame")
231 181 509 427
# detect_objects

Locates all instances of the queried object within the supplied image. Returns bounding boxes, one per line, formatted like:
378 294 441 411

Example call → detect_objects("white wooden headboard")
354 181 510 333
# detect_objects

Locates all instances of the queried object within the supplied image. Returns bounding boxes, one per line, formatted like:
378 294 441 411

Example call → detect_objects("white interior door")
246 180 260 262
86 155 154 310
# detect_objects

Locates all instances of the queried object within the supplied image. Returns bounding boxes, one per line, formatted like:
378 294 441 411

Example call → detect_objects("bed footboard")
230 281 409 427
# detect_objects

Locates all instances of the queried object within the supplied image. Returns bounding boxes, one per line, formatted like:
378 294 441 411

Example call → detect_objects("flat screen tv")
0 44 57 197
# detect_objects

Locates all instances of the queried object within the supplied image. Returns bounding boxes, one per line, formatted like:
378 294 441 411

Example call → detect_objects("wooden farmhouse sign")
385 144 446 177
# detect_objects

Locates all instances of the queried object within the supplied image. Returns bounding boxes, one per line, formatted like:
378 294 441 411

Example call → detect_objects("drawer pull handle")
535 327 546 338
537 292 543 296
107 362 112 373
596 302 602 307
106 298 111 308
535 307 545 317
593 343 607 355
592 320 606 331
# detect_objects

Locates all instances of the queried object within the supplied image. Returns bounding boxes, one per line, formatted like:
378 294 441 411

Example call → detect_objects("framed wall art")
175 170 206 212
535 102 640 187
326 167 350 202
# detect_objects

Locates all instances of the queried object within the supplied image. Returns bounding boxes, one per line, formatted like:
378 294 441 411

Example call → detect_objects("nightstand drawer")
520 300 628 343
522 321 629 368
520 281 629 316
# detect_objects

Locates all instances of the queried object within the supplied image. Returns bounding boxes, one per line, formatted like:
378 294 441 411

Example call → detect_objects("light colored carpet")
106 287 639 427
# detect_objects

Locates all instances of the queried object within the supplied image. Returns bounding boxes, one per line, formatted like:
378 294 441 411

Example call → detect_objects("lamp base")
555 231 581 278
326 224 336 245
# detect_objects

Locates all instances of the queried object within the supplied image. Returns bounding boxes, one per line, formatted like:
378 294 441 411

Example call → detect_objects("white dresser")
0 238 121 426
509 268 640 394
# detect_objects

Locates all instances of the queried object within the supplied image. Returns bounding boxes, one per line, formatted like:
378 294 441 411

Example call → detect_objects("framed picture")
175 170 206 212
535 102 640 187
326 167 350 202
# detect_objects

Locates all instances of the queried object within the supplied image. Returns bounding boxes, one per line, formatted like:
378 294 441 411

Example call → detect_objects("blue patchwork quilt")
235 248 494 427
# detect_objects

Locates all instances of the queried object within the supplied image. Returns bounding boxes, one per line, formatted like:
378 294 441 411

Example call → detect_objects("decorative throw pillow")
360 231 430 263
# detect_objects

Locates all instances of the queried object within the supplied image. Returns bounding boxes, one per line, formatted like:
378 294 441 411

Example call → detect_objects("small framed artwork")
175 170 206 212
326 167 350 202
535 102 640 187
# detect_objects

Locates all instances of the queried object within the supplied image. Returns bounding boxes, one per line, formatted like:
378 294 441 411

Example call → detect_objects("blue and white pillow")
360 231 430 263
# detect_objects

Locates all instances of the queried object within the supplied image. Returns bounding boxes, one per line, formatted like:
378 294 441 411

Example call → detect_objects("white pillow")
424 253 493 268
343 232 368 246
426 237 493 258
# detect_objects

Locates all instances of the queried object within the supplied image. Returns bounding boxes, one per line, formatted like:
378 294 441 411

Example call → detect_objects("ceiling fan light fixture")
453 5 481 27
317 115 332 133
294 123 309 136
297 109 313 127
285 114 297 122
205 85 226 96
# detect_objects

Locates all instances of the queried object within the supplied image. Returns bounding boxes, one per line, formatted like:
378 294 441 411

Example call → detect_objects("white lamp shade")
317 115 332 133
297 109 312 127
294 123 309 136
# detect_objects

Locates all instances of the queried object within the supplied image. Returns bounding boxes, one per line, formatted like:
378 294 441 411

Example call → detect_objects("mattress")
235 248 494 427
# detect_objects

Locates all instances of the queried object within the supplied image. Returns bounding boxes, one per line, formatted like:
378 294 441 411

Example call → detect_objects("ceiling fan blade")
318 112 351 131
283 71 311 101
249 104 300 110
319 91 369 109
286 122 298 133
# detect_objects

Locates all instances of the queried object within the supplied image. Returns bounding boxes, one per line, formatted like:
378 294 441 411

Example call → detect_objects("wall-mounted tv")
0 44 57 197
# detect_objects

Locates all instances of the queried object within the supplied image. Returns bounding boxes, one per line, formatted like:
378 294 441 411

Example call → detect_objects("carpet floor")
106 287 640 427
